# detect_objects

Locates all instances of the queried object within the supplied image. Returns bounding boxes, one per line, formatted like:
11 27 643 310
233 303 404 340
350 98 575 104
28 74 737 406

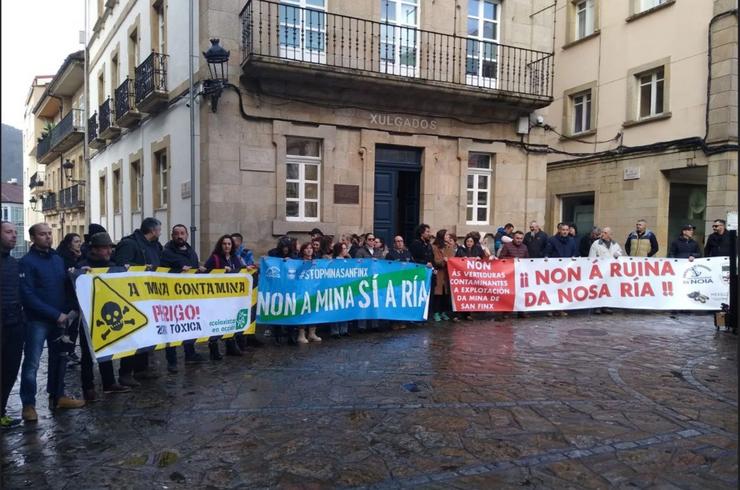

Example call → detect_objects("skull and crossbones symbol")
97 301 136 340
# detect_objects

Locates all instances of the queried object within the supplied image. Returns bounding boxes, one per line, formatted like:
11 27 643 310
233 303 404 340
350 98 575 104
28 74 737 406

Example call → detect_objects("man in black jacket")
1 222 24 427
668 225 702 259
113 217 163 385
160 224 207 366
409 224 433 266
75 232 132 400
386 236 412 261
523 221 548 258
704 219 732 257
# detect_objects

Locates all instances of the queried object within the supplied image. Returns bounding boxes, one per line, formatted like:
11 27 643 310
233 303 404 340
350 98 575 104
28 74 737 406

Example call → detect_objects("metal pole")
83 0 91 230
728 229 737 333
189 0 197 253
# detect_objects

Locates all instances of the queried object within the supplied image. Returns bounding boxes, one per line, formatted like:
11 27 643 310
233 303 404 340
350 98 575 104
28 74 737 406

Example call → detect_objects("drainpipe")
83 2 90 231
189 0 197 254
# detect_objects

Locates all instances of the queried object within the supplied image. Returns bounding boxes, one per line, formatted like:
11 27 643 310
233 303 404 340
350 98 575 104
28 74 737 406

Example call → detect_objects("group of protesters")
1 216 732 428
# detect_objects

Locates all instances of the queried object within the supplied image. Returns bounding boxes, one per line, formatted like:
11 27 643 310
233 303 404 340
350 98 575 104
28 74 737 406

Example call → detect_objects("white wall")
87 0 201 252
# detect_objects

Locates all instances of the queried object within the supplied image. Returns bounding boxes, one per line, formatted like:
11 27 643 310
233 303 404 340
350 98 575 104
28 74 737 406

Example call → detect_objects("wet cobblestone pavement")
2 312 738 489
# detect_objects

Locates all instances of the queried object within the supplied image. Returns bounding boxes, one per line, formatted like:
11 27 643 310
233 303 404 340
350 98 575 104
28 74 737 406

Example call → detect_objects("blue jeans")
20 320 67 406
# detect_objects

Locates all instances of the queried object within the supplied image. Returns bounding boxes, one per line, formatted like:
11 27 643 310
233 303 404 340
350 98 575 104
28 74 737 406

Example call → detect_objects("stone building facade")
198 0 556 254
541 0 738 252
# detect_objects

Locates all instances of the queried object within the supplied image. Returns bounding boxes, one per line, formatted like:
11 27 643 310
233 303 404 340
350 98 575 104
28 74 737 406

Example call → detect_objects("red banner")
448 258 516 311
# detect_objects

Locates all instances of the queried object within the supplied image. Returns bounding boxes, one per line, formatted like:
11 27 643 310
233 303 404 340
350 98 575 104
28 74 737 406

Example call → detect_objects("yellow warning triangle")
90 276 149 352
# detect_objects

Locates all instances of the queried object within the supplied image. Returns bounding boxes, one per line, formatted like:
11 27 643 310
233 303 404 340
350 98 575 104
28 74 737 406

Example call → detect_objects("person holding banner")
204 235 246 358
297 242 322 344
499 231 529 259
524 221 548 258
75 232 132 398
386 235 413 261
625 219 659 257
704 219 731 257
668 225 702 260
113 217 164 385
431 229 458 323
160 225 209 367
543 223 577 317
588 227 624 259
267 236 298 344
20 223 85 421
329 242 351 338
354 233 381 332
456 233 490 260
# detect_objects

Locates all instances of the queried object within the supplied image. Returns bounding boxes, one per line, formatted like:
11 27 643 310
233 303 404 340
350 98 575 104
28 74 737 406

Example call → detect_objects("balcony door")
466 0 500 89
279 0 326 64
380 0 419 77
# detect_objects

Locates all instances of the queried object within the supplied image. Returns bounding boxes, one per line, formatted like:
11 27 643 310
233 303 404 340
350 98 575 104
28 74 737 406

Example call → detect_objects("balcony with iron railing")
36 133 54 164
98 97 121 140
29 171 47 195
59 184 84 210
135 52 168 114
88 113 106 150
41 192 57 213
49 109 84 154
115 77 143 127
239 0 553 116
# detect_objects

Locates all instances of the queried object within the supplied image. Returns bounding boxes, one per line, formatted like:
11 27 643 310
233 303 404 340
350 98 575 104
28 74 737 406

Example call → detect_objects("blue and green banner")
257 257 432 324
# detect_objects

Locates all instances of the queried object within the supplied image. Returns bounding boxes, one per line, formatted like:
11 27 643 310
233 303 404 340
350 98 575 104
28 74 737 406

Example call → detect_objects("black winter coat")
114 230 163 267
160 241 200 270
704 232 731 257
668 236 702 258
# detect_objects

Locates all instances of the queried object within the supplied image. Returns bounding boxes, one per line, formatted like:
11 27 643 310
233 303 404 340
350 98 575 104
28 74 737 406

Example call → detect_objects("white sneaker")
297 331 309 344
308 333 322 342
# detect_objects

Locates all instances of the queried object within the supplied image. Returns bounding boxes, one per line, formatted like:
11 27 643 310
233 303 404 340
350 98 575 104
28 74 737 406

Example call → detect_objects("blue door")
374 146 421 247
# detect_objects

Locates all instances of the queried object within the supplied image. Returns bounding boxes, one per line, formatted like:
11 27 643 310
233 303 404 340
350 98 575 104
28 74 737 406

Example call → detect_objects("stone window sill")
623 112 672 128
273 220 336 236
563 30 601 50
559 128 597 141
626 0 676 23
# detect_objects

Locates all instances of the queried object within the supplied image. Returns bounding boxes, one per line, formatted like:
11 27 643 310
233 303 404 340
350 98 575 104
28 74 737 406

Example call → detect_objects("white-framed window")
575 0 595 40
637 66 664 119
130 159 143 211
639 0 666 12
466 153 492 225
1 206 9 221
155 150 168 208
99 174 107 217
466 0 500 88
113 168 122 214
279 0 326 63
286 137 321 221
572 90 592 134
380 0 419 77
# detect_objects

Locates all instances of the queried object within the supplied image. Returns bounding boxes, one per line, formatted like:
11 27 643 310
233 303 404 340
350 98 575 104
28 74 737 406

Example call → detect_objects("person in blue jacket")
19 223 85 422
544 222 577 258
543 223 577 317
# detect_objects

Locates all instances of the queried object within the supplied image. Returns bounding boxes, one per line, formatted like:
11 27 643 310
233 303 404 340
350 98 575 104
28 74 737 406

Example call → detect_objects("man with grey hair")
589 227 624 259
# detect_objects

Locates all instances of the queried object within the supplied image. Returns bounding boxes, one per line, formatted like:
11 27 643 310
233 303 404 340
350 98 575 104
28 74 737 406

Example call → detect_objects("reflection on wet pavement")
2 312 737 489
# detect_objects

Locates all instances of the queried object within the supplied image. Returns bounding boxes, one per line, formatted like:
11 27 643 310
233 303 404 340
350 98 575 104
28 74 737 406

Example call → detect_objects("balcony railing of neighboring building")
115 77 142 127
98 97 121 139
41 192 57 213
36 134 52 163
239 0 554 101
135 52 169 113
49 108 85 153
87 113 98 143
88 113 106 149
29 171 45 190
59 184 84 210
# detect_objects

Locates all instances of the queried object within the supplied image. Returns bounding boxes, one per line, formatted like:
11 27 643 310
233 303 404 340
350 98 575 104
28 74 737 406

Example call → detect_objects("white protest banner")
75 269 255 361
450 257 730 312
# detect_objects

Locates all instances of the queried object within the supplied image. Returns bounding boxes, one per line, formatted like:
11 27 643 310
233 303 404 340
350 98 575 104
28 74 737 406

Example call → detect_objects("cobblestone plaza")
2 313 737 488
